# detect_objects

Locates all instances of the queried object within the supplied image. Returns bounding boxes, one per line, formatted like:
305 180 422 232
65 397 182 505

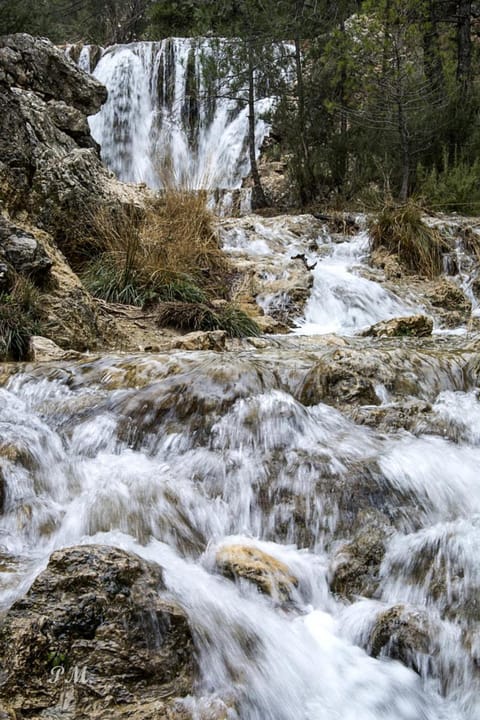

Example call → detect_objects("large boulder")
0 545 195 719
0 34 106 114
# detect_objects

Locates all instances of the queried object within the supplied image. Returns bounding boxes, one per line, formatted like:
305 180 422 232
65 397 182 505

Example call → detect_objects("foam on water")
0 355 478 718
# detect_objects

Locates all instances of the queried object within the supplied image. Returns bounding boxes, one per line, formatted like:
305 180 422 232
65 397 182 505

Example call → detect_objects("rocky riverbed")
1 31 480 720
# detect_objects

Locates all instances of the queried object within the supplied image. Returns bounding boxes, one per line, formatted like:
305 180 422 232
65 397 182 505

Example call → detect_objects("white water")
298 230 416 335
88 39 272 190
220 217 419 334
1 345 479 718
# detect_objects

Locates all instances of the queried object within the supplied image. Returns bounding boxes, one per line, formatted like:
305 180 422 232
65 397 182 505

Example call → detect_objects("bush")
369 201 447 278
81 191 231 306
0 276 41 360
418 152 480 216
155 301 260 338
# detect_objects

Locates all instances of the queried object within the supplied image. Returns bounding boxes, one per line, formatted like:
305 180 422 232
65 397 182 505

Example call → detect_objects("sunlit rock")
216 544 298 602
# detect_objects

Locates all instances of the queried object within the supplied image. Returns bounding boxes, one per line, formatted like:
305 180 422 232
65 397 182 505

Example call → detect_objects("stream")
1 219 479 719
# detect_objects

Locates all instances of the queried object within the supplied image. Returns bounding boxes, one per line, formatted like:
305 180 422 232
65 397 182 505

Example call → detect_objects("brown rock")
216 544 298 601
27 335 83 362
329 512 393 599
362 314 433 338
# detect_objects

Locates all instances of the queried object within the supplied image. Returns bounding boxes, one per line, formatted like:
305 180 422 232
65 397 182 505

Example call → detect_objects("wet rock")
0 466 5 514
0 545 194 719
299 349 382 407
219 214 320 327
329 511 394 599
168 330 227 352
350 400 433 434
362 315 433 339
370 248 403 279
368 605 433 672
216 544 298 601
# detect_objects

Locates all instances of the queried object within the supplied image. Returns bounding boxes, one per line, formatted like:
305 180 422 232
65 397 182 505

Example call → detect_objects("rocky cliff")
0 34 150 353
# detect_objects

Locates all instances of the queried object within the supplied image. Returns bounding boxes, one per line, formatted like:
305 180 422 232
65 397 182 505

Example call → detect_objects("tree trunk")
422 0 446 97
247 39 268 210
456 0 472 94
294 36 314 204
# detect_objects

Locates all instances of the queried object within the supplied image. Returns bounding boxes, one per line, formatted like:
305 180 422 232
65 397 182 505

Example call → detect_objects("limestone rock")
216 544 298 601
27 336 83 362
362 314 433 338
169 330 227 352
0 34 107 114
0 545 194 719
0 33 149 260
424 278 471 327
0 215 52 285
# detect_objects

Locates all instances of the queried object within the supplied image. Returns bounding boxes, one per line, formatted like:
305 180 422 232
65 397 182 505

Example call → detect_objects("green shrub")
369 200 447 278
418 151 480 216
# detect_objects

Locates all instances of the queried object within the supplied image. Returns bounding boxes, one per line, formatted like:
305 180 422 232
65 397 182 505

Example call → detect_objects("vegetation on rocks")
369 202 447 278
81 192 229 303
0 275 42 360
155 301 260 338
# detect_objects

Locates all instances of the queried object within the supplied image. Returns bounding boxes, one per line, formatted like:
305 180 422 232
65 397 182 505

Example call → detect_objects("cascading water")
1 329 480 718
87 39 272 190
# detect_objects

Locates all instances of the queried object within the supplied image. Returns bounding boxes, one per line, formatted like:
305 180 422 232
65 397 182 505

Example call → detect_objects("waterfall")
87 39 273 190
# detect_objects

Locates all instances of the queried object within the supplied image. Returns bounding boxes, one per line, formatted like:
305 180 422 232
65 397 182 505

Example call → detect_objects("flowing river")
1 218 479 719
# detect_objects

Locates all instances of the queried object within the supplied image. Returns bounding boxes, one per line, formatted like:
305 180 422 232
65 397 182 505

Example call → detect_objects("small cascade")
297 229 418 335
87 39 273 191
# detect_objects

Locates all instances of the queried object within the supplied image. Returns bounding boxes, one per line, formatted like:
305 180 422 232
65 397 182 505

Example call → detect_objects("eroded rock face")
0 35 106 114
0 34 147 256
0 545 194 719
0 214 52 286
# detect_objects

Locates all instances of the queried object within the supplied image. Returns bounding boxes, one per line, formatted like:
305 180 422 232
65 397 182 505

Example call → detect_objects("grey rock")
0 34 106 114
0 215 52 284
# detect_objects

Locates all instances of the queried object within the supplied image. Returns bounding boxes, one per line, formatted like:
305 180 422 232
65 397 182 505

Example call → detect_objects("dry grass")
82 191 231 306
369 201 447 278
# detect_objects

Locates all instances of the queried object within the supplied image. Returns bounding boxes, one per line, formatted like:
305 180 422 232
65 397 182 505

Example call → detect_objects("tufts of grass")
81 191 231 307
0 276 42 360
369 201 447 278
155 301 261 338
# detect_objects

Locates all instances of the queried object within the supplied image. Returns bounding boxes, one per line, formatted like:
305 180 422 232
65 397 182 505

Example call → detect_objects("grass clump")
369 200 447 278
81 191 230 307
155 301 261 338
0 276 42 360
